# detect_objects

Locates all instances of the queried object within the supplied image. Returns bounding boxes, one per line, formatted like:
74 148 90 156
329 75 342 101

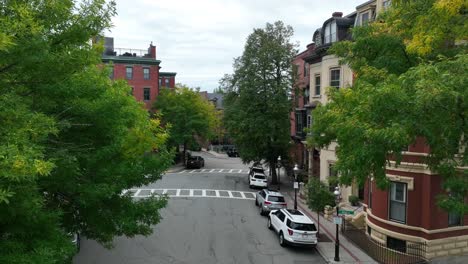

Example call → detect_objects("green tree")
0 1 173 263
311 0 467 215
306 177 336 237
222 21 298 183
155 84 219 162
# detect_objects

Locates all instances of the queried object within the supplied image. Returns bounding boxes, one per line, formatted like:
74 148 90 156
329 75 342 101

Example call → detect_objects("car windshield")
252 168 264 173
253 175 266 179
289 222 317 231
268 196 285 202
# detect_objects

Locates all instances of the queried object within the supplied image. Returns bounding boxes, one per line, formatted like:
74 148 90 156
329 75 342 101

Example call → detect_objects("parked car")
249 173 268 188
227 148 239 157
255 189 287 215
268 209 318 247
249 164 265 175
186 156 205 169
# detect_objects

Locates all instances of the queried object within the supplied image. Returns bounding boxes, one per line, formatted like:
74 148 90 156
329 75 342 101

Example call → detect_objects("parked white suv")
249 173 267 188
268 209 318 247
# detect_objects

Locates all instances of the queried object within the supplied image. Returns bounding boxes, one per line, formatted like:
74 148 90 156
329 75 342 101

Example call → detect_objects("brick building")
100 37 176 110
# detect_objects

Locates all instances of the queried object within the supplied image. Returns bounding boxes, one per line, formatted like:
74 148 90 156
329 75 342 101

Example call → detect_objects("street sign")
294 182 299 189
338 209 354 215
333 216 343 225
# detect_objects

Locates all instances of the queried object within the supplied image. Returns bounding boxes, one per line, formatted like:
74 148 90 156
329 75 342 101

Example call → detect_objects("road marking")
123 188 257 200
174 168 250 174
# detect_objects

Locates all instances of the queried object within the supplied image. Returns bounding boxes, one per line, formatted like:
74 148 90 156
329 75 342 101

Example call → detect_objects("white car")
249 172 267 188
268 209 318 247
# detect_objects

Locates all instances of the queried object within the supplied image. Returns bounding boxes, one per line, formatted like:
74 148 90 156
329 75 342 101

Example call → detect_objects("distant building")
99 37 176 110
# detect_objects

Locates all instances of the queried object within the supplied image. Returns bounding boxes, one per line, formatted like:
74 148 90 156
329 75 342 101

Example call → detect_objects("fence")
342 220 427 264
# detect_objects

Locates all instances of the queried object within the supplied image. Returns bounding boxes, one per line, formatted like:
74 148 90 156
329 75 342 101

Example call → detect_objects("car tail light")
288 229 293 236
280 203 287 206
264 201 272 205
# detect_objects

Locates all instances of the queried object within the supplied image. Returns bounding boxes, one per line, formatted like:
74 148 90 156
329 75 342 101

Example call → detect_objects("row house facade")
304 0 468 260
290 43 315 176
100 37 176 110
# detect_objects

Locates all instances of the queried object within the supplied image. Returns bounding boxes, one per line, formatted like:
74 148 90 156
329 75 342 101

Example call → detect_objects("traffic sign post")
333 216 343 225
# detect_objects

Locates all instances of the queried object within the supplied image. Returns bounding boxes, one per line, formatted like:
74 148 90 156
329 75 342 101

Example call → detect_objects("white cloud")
108 0 365 91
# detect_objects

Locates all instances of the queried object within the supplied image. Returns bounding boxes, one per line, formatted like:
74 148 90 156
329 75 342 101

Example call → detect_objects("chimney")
332 12 343 18
148 41 156 59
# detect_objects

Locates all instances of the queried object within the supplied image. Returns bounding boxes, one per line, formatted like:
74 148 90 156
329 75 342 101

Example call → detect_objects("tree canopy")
222 21 298 183
154 85 219 157
311 0 467 214
0 1 173 263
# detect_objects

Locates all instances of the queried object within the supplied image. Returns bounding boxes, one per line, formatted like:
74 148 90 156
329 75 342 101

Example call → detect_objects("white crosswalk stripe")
123 188 257 200
176 168 270 174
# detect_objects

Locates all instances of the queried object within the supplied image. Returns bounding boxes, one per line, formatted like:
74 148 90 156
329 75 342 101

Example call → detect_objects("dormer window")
324 20 337 44
314 32 322 46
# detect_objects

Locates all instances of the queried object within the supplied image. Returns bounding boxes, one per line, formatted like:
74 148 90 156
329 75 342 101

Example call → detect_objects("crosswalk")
122 188 257 200
176 168 270 174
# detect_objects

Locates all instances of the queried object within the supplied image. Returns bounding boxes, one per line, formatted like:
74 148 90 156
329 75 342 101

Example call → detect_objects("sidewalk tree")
155 85 219 162
311 0 468 215
306 177 336 237
222 21 298 183
0 1 173 263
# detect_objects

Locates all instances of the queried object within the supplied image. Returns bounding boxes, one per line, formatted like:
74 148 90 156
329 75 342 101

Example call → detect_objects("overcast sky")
107 0 364 92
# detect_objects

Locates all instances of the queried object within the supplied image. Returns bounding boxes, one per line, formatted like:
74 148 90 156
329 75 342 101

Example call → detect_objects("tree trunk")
270 160 278 185
317 211 321 238
183 141 187 165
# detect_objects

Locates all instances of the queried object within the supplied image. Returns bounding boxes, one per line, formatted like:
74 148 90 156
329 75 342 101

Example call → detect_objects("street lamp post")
333 186 341 262
293 164 299 210
277 156 281 190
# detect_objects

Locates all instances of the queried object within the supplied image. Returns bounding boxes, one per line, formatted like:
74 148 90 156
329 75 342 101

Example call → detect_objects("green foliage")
0 1 173 262
306 177 336 213
222 21 298 183
312 1 468 215
348 195 360 206
154 84 219 154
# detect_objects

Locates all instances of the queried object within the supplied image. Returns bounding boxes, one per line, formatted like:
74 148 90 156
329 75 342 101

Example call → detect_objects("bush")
348 195 360 206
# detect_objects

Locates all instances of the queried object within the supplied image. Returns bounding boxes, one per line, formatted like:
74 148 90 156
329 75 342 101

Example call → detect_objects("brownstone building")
100 37 176 110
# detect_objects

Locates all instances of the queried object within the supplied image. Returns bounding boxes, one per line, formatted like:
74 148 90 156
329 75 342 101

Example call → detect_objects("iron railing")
342 220 427 264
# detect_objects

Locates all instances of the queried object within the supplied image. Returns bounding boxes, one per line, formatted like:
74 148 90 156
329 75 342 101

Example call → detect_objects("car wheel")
259 204 264 216
268 217 273 230
279 232 286 247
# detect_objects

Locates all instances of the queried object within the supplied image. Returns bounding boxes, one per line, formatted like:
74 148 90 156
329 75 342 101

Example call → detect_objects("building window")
314 75 321 95
307 115 311 130
328 163 338 192
143 87 150 101
126 67 133 80
109 66 114 79
314 32 322 46
295 112 303 136
330 68 341 88
165 78 170 87
383 0 391 10
324 20 337 44
361 12 370 25
158 78 162 87
387 236 406 253
389 182 407 223
303 63 308 77
448 212 463 227
143 68 150 80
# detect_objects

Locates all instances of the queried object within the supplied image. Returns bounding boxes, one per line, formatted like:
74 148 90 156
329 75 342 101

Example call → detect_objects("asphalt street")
73 151 325 264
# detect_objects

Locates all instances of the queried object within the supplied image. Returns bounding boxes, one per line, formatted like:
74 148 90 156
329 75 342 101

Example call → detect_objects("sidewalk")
279 173 377 263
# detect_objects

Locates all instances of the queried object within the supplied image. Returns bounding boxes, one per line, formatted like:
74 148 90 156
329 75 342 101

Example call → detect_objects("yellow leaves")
434 0 466 15
34 159 55 176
